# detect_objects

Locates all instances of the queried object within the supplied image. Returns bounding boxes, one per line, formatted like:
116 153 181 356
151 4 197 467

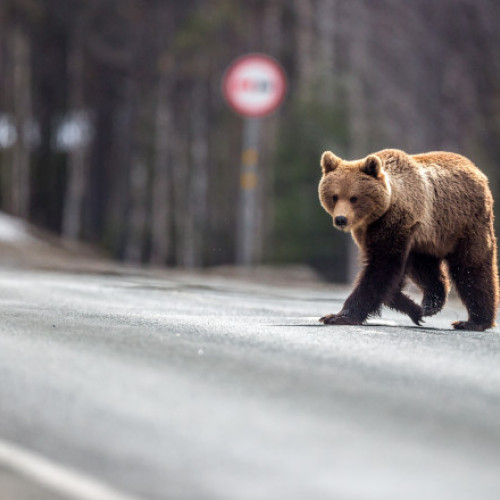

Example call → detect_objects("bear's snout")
334 215 348 228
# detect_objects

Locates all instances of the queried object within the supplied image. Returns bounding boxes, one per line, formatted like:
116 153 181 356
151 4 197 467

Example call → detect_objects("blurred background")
0 0 499 282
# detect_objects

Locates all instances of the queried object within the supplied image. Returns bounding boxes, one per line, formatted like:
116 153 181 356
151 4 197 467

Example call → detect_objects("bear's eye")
350 196 358 203
332 195 338 203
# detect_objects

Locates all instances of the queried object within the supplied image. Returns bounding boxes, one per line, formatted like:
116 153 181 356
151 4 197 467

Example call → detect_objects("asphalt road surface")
1 267 500 500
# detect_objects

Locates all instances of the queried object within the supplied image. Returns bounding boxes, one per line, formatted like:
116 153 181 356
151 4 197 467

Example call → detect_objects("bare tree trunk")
263 0 282 55
107 76 134 260
184 80 209 267
123 73 149 263
149 2 175 266
316 0 336 104
172 128 189 266
346 3 369 158
294 0 314 102
1 25 13 210
62 28 89 239
124 150 148 262
11 24 31 218
259 0 284 262
150 62 173 265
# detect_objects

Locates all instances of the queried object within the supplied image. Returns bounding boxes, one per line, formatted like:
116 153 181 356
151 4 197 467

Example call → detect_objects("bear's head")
318 151 392 232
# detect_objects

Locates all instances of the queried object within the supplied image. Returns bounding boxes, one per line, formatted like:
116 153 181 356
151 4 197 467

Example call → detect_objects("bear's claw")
319 314 362 325
412 316 424 326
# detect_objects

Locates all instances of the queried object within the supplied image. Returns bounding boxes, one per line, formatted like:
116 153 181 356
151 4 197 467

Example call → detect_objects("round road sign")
222 53 287 118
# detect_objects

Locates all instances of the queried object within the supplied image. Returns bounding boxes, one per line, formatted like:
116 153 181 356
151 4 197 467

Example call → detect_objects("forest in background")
0 0 499 280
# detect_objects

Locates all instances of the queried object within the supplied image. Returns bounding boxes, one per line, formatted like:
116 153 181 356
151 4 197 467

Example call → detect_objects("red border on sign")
222 53 287 118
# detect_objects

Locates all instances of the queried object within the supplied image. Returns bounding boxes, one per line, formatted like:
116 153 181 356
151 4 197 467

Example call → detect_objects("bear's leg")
320 233 411 325
384 288 423 325
447 239 498 331
407 253 449 317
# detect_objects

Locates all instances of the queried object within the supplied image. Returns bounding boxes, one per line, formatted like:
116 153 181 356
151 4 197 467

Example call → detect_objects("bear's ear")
321 151 341 174
362 155 383 178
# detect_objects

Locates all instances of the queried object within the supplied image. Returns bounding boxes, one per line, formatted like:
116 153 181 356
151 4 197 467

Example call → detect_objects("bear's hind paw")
319 314 362 325
452 320 490 332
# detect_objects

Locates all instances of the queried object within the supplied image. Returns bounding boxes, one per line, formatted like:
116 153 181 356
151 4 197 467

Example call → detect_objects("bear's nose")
335 215 348 227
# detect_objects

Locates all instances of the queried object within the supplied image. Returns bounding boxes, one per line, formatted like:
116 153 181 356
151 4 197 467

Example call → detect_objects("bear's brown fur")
318 148 499 331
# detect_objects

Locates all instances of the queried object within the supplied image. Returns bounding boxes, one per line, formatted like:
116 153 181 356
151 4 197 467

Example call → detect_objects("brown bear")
318 148 499 331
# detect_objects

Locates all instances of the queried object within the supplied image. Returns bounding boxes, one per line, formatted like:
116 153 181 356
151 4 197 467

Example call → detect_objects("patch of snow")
0 211 34 243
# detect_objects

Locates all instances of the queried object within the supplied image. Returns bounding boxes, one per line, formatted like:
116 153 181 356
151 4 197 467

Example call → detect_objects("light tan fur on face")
318 151 392 232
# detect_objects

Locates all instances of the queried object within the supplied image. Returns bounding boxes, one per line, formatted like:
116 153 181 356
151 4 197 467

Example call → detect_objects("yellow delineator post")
236 117 260 265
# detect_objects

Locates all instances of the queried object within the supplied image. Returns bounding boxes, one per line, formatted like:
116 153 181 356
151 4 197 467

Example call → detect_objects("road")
0 267 500 500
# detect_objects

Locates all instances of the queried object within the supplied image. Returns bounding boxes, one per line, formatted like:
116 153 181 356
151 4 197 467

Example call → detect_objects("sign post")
222 53 287 265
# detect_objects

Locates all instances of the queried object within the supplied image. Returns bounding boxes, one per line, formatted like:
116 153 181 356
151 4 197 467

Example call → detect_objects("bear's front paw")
452 320 489 332
409 308 424 326
319 314 362 325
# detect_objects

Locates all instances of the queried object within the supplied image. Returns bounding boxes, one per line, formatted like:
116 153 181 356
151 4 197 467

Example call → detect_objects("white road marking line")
0 438 141 500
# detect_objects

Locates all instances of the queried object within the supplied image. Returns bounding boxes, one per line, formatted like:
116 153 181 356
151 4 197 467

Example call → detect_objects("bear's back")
375 149 493 257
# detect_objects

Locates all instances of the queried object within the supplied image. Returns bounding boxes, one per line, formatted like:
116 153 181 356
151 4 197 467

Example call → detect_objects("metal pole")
236 117 261 266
